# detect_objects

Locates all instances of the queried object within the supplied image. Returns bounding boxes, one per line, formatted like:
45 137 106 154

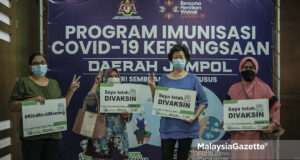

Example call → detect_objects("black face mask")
241 70 256 82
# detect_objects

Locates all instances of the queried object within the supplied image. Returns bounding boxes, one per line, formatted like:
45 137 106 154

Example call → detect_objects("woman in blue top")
148 43 208 160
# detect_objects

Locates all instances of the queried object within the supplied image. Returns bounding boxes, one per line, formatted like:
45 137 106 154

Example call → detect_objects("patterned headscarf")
97 67 120 94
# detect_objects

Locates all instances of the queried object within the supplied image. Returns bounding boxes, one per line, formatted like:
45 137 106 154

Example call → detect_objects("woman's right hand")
30 96 45 105
147 72 156 89
94 70 103 85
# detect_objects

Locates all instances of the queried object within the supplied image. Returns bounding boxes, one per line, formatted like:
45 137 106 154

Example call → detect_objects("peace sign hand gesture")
94 70 103 85
69 74 81 94
148 72 156 90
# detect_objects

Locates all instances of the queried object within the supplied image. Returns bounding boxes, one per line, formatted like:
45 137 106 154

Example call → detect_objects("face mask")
31 65 47 77
107 77 120 84
241 70 256 82
172 59 186 70
138 113 143 117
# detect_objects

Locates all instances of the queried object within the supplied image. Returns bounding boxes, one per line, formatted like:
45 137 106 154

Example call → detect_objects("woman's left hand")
261 123 275 133
182 116 196 124
121 112 129 119
68 74 81 93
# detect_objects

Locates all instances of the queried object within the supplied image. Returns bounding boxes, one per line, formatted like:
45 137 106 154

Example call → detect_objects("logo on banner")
199 116 222 141
159 0 179 19
113 0 142 20
180 1 205 19
158 0 206 19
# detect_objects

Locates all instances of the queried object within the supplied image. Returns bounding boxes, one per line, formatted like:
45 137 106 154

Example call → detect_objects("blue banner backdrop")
47 0 274 159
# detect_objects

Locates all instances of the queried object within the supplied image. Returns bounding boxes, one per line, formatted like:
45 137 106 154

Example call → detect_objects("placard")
153 87 196 119
22 98 67 137
100 83 144 113
223 99 269 131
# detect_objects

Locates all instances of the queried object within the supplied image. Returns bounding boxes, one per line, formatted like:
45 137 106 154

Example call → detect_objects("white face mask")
107 77 120 84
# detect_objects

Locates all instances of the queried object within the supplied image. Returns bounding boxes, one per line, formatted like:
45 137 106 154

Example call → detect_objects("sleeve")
85 92 98 107
157 75 165 87
264 84 281 129
269 96 281 130
270 103 281 130
195 76 208 109
8 79 25 102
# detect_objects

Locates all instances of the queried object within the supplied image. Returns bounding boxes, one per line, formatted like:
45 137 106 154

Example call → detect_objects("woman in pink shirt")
226 57 281 159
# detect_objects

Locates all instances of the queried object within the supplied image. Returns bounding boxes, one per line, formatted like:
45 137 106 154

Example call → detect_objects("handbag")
260 127 285 140
72 100 106 139
241 83 284 139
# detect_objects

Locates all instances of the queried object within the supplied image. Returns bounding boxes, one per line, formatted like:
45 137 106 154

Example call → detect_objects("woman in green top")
8 53 81 160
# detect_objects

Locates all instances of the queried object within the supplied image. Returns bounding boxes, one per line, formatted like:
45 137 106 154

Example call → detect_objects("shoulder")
19 77 30 83
14 77 31 87
48 78 58 83
257 78 272 90
48 78 61 90
48 78 60 86
159 74 167 82
186 73 200 85
228 81 242 94
256 78 274 97
161 74 167 79
187 73 198 80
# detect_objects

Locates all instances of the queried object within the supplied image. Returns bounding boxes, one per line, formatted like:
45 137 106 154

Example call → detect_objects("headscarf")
228 57 280 110
97 67 120 94
238 56 259 74
103 67 120 83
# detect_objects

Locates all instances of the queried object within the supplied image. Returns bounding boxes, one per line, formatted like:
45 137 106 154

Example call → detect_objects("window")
0 0 10 8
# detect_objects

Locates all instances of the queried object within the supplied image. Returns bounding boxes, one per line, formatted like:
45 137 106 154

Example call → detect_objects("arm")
194 104 207 120
8 79 46 112
65 74 81 108
65 90 75 108
183 104 207 123
262 99 281 133
8 96 45 112
183 76 208 123
83 71 103 107
90 70 103 94
270 102 281 130
147 73 156 101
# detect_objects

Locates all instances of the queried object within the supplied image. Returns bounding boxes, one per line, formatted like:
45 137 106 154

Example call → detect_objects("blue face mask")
172 59 186 70
31 65 48 77
138 113 143 117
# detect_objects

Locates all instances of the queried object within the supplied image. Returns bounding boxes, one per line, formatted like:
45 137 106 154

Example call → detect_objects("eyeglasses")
31 61 46 66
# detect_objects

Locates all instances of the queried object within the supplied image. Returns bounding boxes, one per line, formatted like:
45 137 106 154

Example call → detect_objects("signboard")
223 99 269 131
47 0 274 159
153 87 196 119
99 83 144 113
22 98 67 137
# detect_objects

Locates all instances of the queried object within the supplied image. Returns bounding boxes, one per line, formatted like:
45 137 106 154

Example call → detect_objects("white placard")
22 98 67 137
100 83 144 113
223 99 269 131
152 87 196 119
